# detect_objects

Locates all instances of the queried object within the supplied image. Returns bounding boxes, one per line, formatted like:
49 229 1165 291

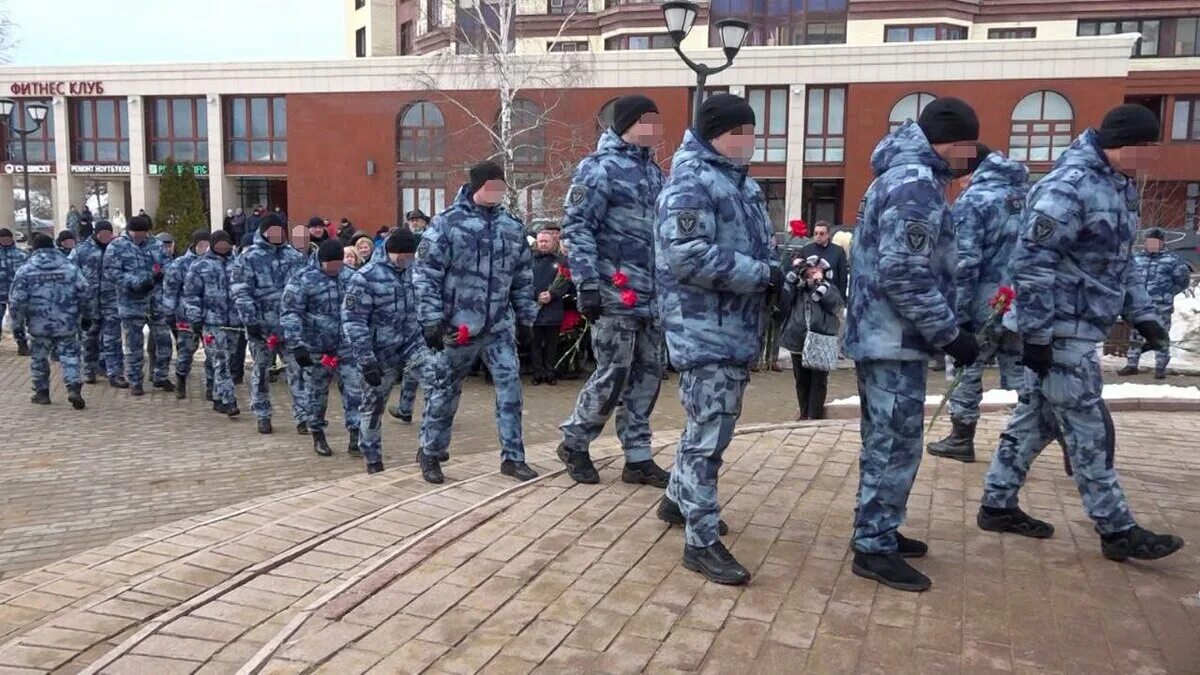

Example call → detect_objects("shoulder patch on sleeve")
676 210 699 236
344 290 358 310
903 220 930 253
565 184 587 208
417 239 431 259
281 289 297 306
1031 215 1057 242
1006 194 1023 215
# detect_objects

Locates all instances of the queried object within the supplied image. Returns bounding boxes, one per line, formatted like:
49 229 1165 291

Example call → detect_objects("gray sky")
6 0 343 66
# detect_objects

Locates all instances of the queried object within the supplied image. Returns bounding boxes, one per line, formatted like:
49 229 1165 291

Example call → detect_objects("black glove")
245 324 265 341
1021 342 1053 377
578 288 601 322
767 266 785 291
293 346 313 368
1135 320 1170 352
80 318 93 331
958 321 977 336
362 362 382 387
518 324 534 345
943 330 980 367
423 324 444 352
134 278 155 294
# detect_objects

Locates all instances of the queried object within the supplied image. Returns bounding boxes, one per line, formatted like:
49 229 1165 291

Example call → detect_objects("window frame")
888 92 937 133
355 27 367 57
70 97 130 164
547 0 590 15
397 101 447 164
506 99 547 166
355 0 366 9
707 0 847 48
0 99 55 164
604 33 673 50
1172 97 1200 142
147 96 208 165
1008 90 1074 164
427 0 443 32
548 40 589 52
1075 17 1198 57
746 86 788 164
804 85 846 164
456 1 515 55
399 170 447 221
884 23 968 42
1186 182 1198 232
399 20 414 55
987 27 1036 39
224 96 287 164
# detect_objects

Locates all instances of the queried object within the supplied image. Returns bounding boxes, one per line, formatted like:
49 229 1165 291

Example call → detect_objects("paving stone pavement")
0 402 1196 674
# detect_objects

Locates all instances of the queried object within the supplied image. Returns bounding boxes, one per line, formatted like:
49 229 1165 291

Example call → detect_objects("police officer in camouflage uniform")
283 239 364 458
183 231 241 418
0 228 30 355
655 94 782 585
927 145 1028 463
413 161 540 484
845 98 983 592
343 229 424 475
231 213 306 435
8 234 88 408
979 104 1184 563
557 95 670 488
104 214 173 396
162 230 213 400
1118 228 1190 379
70 221 125 386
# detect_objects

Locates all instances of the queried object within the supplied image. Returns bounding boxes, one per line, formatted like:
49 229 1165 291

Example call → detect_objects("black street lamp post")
0 98 50 244
661 1 750 126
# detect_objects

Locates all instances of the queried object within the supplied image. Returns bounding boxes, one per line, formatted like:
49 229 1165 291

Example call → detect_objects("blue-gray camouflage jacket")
844 121 959 362
68 237 118 320
103 234 171 320
1012 129 1157 345
8 249 88 338
182 251 238 328
282 265 356 356
953 151 1029 329
655 130 779 371
1132 249 1190 316
413 186 538 338
343 259 421 368
562 128 663 318
161 249 203 323
230 229 306 334
0 243 28 302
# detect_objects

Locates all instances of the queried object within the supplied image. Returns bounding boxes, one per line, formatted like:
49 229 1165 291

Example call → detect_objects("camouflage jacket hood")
870 120 952 184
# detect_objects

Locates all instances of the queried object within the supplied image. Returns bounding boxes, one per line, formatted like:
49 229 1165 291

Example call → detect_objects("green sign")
149 163 209 177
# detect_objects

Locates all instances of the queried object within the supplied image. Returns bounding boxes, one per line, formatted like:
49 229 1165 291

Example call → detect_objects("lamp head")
662 0 698 44
0 99 13 118
26 102 48 124
715 18 750 60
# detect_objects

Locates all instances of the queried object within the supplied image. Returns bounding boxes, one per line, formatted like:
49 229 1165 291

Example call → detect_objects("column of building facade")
51 96 81 233
785 84 806 222
127 95 156 220
206 94 236 232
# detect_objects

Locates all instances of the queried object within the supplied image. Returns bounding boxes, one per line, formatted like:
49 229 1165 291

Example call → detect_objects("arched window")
1009 91 1073 163
506 98 546 166
888 92 936 133
597 98 619 134
397 101 446 164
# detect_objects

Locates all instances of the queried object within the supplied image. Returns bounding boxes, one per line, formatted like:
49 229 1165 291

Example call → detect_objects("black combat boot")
130 383 145 397
682 541 750 585
926 418 976 463
213 400 228 414
852 551 931 592
388 404 413 424
153 378 175 392
226 401 240 418
84 372 97 384
296 421 309 436
896 532 928 558
312 430 333 457
109 375 130 389
501 459 538 482
30 389 50 405
418 450 444 484
175 374 187 399
257 418 273 434
16 341 29 356
204 381 213 402
67 385 85 410
557 443 600 484
366 461 385 475
1116 365 1138 376
657 496 729 536
347 429 361 456
622 459 670 488
1101 526 1184 562
977 506 1055 538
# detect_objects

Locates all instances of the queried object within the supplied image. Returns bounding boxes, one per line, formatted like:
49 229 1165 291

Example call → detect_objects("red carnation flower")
320 354 339 369
620 289 638 307
991 286 1016 314
789 219 807 238
152 263 162 275
456 324 471 346
612 271 629 289
557 264 572 280
202 334 214 346
176 321 190 332
560 309 582 334
266 334 281 350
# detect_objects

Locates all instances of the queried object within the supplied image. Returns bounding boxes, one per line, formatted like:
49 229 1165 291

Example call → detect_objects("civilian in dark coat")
530 231 572 384
799 221 849 297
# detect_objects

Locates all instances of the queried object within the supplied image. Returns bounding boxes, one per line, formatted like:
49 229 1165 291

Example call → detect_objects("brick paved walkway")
0 408 1196 673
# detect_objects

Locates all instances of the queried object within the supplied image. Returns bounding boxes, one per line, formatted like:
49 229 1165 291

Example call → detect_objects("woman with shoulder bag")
779 255 844 420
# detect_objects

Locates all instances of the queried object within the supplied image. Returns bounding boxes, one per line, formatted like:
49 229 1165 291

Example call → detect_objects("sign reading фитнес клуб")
70 164 130 174
8 81 105 96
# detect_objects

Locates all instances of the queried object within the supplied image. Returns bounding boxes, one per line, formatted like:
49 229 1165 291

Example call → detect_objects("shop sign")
3 163 52 174
70 164 130 174
8 81 105 96
149 163 209 177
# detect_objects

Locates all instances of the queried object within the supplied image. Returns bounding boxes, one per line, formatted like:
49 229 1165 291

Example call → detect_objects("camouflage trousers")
304 350 363 433
0 301 27 346
392 370 422 418
203 329 238 407
174 328 213 385
359 363 403 466
83 315 123 380
560 315 663 462
248 336 305 423
948 352 1024 424
852 359 928 554
122 317 172 385
1126 313 1172 372
666 364 748 548
982 339 1136 535
30 335 81 392
421 333 526 462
